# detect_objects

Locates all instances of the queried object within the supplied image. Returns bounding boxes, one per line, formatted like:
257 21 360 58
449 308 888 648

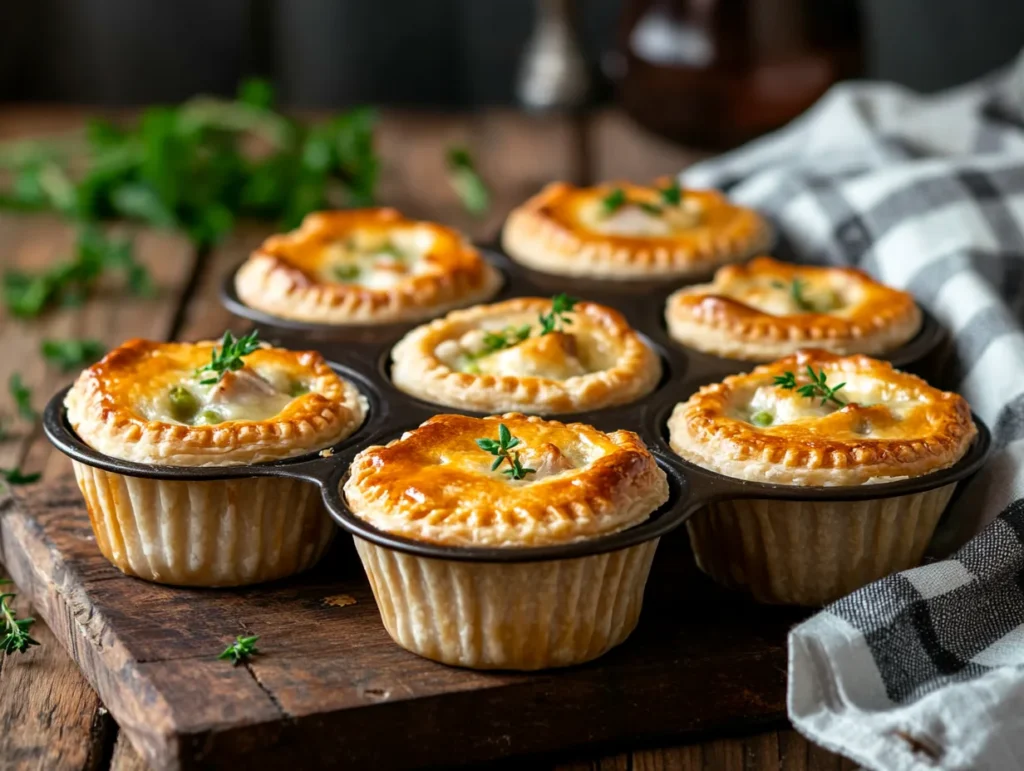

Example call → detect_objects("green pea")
288 380 309 397
168 386 199 423
751 411 774 427
198 409 223 425
332 264 361 282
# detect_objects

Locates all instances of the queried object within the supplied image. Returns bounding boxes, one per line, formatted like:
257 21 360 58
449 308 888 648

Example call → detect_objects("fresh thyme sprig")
789 278 814 312
0 580 40 655
660 179 682 206
197 330 261 385
600 188 627 216
479 324 532 356
9 373 36 422
538 293 579 335
217 635 260 666
1 468 41 486
475 423 536 481
774 365 847 407
446 146 490 217
41 338 107 371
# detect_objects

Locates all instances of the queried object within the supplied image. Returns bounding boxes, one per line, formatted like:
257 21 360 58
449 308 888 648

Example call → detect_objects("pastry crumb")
323 594 356 608
319 448 334 458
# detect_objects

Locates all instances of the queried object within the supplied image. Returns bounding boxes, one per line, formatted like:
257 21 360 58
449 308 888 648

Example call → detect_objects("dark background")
2 0 1024 108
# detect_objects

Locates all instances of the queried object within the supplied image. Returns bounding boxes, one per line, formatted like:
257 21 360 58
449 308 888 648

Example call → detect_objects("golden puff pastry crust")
668 350 976 486
390 297 662 414
235 208 502 324
344 413 670 547
502 180 770 279
66 338 367 466
665 257 922 360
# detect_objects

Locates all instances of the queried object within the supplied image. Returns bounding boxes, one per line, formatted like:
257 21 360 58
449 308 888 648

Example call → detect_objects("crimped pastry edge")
390 297 662 414
66 338 368 466
667 350 977 486
665 257 923 360
501 181 771 279
344 412 670 547
235 208 503 324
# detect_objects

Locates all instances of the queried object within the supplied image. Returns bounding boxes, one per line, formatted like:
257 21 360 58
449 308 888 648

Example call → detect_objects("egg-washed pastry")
502 179 770 279
665 257 922 360
344 412 669 669
235 208 502 325
390 295 661 414
668 350 976 605
65 333 367 587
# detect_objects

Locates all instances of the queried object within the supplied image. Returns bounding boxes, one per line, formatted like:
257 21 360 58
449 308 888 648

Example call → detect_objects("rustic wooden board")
1 472 803 771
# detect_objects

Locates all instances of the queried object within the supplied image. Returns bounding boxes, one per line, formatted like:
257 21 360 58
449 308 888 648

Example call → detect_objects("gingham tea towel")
681 53 1024 771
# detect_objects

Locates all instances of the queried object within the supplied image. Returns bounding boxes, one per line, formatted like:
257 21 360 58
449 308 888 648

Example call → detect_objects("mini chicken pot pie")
65 333 367 587
502 179 770 280
665 257 922 360
235 208 502 325
344 413 670 669
668 350 977 605
390 295 661 414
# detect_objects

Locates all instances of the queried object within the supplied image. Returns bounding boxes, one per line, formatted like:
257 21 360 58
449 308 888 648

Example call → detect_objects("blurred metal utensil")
516 0 591 111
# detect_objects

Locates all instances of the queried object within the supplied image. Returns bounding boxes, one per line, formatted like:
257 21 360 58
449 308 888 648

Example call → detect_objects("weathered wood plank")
590 109 709 184
110 733 152 771
0 576 114 771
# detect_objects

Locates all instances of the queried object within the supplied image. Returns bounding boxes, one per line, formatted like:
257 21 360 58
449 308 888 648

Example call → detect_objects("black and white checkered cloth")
681 54 1024 771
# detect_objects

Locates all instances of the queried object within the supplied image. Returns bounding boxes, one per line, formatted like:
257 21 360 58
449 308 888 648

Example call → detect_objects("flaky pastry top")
389 297 662 414
344 413 669 546
668 350 976 486
502 180 770 279
235 208 501 324
66 338 366 466
665 257 922 360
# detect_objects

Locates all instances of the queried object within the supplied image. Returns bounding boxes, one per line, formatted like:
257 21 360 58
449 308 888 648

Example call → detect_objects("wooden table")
0 107 855 771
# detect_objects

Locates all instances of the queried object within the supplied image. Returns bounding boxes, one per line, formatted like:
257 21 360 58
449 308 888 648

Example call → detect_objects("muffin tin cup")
44 247 989 611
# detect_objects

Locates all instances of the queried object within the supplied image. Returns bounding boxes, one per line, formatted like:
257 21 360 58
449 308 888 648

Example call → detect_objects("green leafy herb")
41 338 106 371
638 201 663 216
2 226 149 318
0 580 39 655
538 293 579 335
750 411 774 427
218 634 260 666
660 179 683 206
600 187 627 216
331 264 361 282
789 278 814 312
774 365 847 407
196 330 261 385
9 374 36 422
475 423 536 481
478 324 532 357
1 468 41 486
446 146 490 217
379 243 405 261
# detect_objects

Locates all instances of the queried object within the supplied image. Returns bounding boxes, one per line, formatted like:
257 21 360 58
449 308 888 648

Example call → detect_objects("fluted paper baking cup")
354 537 659 670
73 461 334 587
686 485 956 606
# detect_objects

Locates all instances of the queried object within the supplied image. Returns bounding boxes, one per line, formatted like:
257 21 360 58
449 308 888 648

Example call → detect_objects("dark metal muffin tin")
45 248 990 565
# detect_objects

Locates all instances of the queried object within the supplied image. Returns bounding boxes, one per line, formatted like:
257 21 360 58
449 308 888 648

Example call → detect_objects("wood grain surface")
0 107 852 771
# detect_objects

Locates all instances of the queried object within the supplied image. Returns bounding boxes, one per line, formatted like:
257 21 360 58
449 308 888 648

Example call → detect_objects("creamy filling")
147 365 309 425
320 228 438 288
434 320 607 380
584 198 702 236
727 278 847 316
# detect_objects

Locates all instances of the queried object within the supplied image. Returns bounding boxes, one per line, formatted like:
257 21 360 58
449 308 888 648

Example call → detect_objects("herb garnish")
41 338 107 371
538 293 579 335
332 264 361 282
218 635 260 665
660 179 682 206
0 579 39 655
475 423 536 481
480 324 532 356
774 365 847 407
789 278 814 312
9 373 36 422
600 188 627 216
638 201 663 216
446 146 490 217
197 330 261 385
1 469 41 486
